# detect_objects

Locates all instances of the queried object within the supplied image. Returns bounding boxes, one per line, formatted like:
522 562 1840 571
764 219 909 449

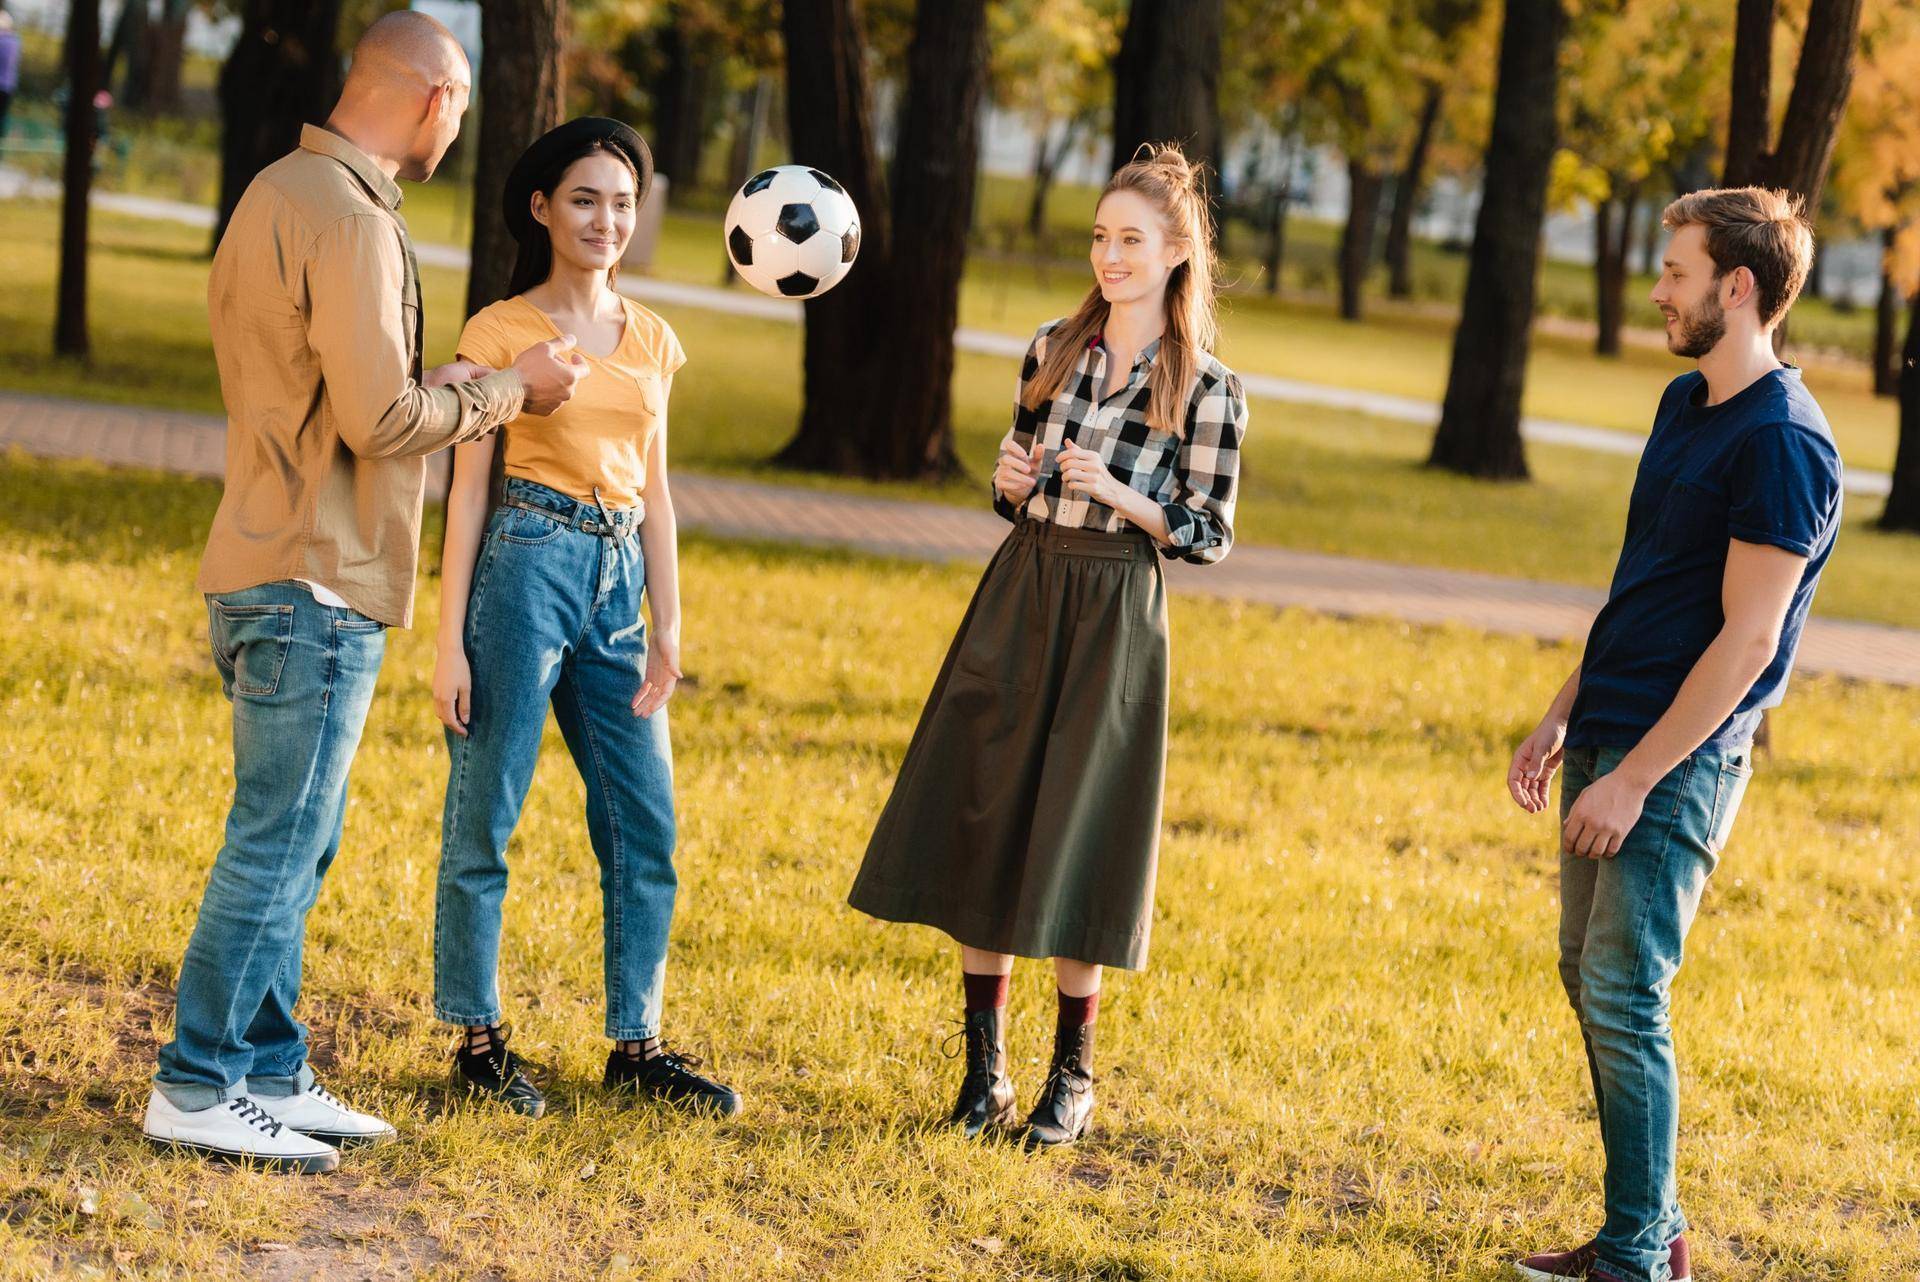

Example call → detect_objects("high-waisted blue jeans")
433 479 677 1041
1558 744 1752 1282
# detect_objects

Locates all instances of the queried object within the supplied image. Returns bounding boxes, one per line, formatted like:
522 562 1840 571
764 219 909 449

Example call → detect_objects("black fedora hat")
501 117 653 243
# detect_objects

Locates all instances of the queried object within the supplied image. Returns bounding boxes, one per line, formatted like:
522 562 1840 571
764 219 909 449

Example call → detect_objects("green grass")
1 453 1916 1279
4 201 1916 630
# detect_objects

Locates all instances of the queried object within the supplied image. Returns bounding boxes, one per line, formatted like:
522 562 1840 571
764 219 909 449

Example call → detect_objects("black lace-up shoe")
1023 1022 1095 1150
603 1045 741 1118
452 1023 547 1118
944 1007 1017 1138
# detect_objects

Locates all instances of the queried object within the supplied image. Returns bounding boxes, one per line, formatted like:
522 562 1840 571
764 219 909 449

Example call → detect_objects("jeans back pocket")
210 600 295 697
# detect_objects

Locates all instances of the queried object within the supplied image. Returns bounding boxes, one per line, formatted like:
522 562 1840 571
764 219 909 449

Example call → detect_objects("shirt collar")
299 124 403 211
1090 331 1163 369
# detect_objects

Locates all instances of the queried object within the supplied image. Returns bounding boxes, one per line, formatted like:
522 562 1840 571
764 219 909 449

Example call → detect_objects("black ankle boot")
452 1023 547 1118
1023 1021 1094 1150
946 1007 1016 1138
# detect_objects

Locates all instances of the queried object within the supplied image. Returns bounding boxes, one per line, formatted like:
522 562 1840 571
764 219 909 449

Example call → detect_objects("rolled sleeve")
1158 371 1247 564
1727 421 1843 557
993 329 1050 523
307 215 520 459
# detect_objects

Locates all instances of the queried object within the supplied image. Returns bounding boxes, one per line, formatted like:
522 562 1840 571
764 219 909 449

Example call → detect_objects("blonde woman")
849 144 1249 1149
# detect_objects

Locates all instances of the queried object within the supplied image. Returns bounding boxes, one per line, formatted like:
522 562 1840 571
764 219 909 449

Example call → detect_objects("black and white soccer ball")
723 165 861 299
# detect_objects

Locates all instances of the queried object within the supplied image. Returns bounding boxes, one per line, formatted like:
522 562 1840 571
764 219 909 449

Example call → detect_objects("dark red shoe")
1514 1234 1689 1280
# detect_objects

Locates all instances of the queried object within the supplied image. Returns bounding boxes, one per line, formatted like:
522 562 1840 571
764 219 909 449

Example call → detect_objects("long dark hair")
507 139 641 297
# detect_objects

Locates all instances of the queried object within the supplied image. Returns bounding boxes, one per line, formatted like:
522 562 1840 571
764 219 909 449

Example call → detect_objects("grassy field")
1 454 1916 1280
3 201 1917 631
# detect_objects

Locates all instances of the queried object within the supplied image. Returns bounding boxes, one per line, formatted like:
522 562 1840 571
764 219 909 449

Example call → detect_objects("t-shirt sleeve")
455 309 515 372
1727 422 1843 558
654 319 688 378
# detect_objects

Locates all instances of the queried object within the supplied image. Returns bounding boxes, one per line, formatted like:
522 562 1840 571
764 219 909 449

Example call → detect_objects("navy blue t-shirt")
1567 367 1843 752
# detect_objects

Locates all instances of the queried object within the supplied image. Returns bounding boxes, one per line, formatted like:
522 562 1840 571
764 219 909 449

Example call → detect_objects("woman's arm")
432 433 497 736
633 376 682 719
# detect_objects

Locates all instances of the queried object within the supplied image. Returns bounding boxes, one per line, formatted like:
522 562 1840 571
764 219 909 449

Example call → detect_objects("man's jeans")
154 583 386 1108
1558 744 1752 1282
433 479 677 1040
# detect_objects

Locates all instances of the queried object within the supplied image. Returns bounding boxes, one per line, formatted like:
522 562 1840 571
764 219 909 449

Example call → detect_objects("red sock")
962 971 1009 1013
1056 988 1099 1028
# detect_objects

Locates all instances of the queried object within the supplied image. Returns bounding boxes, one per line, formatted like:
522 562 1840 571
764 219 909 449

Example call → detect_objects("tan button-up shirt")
197 124 524 626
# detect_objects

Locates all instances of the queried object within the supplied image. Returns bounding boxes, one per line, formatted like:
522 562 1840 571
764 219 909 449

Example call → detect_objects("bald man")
144 12 586 1172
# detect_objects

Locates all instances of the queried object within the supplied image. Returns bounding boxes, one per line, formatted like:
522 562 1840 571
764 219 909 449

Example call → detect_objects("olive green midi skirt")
847 518 1170 970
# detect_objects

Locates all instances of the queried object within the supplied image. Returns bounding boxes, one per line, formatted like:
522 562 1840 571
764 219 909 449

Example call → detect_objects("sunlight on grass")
1 456 1916 1279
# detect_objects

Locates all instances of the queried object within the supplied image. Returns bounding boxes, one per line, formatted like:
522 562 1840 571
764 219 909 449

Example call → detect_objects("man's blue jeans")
433 479 677 1040
1558 744 1752 1282
154 583 387 1108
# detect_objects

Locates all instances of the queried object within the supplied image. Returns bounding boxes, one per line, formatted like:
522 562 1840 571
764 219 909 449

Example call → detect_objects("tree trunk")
1723 0 1861 215
56 0 102 358
1874 225 1901 397
1594 181 1636 357
842 0 991 479
772 0 893 473
1759 0 1862 212
1880 289 1920 532
1338 154 1384 321
652 8 712 192
1386 81 1443 300
1805 242 1826 300
104 0 152 114
1265 181 1289 297
466 0 567 318
1110 0 1222 186
213 0 343 249
1026 116 1080 240
1428 0 1566 480
1724 0 1773 186
147 0 191 114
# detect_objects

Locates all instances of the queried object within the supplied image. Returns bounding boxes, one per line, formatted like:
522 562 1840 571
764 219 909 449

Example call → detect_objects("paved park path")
2 390 1914 686
0 166 1893 499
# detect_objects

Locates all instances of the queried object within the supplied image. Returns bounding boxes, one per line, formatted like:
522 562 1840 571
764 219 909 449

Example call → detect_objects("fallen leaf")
110 1189 164 1230
75 1186 99 1216
252 1243 292 1254
970 1237 1005 1255
578 1160 597 1181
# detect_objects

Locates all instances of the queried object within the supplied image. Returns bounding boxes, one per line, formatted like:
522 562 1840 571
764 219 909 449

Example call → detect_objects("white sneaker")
252 1080 397 1149
142 1090 340 1174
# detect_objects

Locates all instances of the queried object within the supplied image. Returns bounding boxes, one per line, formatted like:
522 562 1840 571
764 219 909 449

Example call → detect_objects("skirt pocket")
952 547 1045 693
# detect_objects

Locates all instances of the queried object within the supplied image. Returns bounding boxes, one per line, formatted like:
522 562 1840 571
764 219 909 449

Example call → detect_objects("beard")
1665 288 1727 359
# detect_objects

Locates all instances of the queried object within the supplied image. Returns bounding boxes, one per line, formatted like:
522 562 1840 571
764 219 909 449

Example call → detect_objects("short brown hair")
1660 187 1815 328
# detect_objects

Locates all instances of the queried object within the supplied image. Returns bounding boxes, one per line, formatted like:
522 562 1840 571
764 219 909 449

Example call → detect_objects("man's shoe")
603 1045 741 1118
945 1007 1017 1138
452 1024 547 1118
1022 1022 1094 1151
252 1080 397 1149
1515 1234 1690 1280
142 1090 340 1174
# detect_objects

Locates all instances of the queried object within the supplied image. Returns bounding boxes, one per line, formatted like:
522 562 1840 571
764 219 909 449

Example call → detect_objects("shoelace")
308 1082 346 1110
228 1098 285 1137
941 1020 998 1092
1040 1056 1091 1102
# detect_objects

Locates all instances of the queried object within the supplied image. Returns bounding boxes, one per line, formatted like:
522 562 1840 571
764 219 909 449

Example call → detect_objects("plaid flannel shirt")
993 319 1247 565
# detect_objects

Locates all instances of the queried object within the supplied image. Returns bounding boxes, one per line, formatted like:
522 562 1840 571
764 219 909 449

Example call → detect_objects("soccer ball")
723 165 862 299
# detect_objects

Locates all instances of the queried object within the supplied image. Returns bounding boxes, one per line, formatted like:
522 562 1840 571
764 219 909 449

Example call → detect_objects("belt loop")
591 485 615 537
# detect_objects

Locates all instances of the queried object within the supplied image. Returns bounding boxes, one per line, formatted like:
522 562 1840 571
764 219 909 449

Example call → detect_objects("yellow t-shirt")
455 293 686 511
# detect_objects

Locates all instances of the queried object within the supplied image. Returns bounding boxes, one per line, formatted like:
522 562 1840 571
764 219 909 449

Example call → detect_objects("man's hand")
1561 769 1650 859
422 360 494 389
1507 718 1566 814
511 335 590 416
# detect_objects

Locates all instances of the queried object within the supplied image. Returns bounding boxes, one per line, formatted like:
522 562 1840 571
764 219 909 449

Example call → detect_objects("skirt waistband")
1009 518 1157 562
